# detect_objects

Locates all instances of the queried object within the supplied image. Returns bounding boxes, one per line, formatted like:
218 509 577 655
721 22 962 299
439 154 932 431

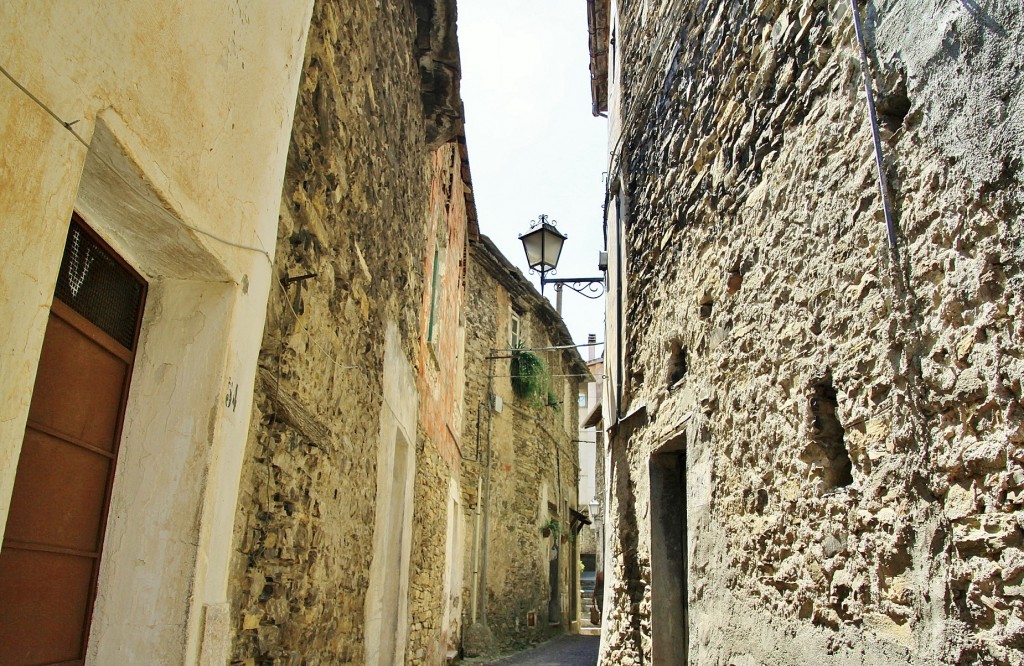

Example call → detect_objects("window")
509 310 523 348
428 243 445 344
578 392 588 408
610 25 617 83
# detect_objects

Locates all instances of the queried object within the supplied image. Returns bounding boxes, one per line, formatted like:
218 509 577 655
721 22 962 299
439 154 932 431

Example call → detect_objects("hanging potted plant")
511 344 549 406
540 518 561 539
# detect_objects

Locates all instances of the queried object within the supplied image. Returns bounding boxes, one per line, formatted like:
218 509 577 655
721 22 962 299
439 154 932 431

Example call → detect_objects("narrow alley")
478 636 599 666
0 1 1021 665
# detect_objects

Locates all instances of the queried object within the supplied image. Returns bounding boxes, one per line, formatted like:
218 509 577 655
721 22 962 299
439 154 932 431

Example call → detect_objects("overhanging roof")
470 235 592 380
455 133 480 240
586 0 610 116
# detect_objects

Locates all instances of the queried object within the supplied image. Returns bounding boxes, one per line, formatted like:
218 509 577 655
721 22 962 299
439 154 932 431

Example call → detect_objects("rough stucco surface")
460 239 586 654
407 142 471 665
0 2 312 663
226 1 451 663
602 0 1022 664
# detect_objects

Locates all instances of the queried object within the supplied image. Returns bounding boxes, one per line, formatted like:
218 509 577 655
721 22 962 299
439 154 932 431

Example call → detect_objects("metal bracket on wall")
546 278 606 300
280 272 318 287
850 0 900 261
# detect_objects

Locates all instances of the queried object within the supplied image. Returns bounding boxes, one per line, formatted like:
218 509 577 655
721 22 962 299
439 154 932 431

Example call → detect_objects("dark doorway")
650 438 688 663
0 217 145 665
548 539 560 624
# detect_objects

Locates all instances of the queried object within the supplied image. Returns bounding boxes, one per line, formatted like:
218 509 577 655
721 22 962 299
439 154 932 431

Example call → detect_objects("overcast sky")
457 0 608 360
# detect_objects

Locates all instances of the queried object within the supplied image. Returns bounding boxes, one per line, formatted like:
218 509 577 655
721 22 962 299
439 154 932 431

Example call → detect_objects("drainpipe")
470 475 483 625
850 0 899 261
614 189 625 421
478 353 496 624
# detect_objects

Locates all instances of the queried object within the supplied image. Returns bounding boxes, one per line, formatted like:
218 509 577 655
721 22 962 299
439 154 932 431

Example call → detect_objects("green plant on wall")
510 345 549 403
540 518 561 538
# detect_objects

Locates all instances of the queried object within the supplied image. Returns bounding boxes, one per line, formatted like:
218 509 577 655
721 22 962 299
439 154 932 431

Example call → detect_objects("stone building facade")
406 136 479 664
225 2 472 665
2 1 602 664
461 236 591 654
589 0 1023 664
579 354 607 571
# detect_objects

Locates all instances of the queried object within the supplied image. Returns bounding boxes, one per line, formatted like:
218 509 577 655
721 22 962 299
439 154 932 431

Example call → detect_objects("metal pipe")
850 0 900 260
479 353 497 624
614 189 625 420
473 403 483 462
470 475 483 625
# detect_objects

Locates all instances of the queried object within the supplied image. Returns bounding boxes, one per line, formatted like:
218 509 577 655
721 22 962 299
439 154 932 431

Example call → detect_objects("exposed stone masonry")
602 0 1022 664
406 141 474 665
460 237 589 654
414 0 464 149
227 1 458 663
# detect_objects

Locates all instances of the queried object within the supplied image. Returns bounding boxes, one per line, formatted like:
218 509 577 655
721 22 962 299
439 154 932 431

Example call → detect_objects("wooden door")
0 218 145 665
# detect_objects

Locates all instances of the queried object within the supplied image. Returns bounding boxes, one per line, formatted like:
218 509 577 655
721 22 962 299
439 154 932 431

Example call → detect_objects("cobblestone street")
482 635 600 666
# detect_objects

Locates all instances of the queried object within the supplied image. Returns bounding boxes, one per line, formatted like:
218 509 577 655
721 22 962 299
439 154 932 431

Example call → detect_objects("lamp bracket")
541 276 605 300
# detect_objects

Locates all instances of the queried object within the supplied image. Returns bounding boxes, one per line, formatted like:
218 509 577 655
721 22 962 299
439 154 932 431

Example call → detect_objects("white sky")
457 0 608 360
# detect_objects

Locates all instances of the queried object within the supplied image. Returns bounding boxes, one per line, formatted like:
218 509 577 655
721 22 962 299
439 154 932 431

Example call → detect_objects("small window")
578 392 588 408
610 25 617 83
428 243 446 344
510 311 523 348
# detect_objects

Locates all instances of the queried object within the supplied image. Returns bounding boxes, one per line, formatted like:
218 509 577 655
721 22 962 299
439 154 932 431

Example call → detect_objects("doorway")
378 431 411 663
0 217 145 665
650 438 688 663
548 522 560 624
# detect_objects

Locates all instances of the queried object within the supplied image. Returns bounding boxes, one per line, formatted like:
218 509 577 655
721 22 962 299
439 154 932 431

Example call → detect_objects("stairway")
579 571 600 636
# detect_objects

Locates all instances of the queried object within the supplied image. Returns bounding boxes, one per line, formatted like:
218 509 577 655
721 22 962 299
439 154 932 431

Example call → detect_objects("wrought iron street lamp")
519 214 605 306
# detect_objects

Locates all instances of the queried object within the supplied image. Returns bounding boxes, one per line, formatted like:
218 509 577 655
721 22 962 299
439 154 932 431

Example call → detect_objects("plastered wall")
0 3 312 662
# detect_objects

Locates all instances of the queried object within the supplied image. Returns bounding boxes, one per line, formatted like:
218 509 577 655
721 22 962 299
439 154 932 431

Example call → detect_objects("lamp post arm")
539 276 606 300
542 277 606 284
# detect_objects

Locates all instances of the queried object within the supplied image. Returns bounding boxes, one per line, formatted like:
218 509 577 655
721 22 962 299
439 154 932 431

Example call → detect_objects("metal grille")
54 220 144 350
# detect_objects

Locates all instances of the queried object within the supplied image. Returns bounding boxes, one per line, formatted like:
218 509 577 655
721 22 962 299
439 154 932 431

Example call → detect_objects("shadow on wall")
958 0 1008 36
610 432 645 661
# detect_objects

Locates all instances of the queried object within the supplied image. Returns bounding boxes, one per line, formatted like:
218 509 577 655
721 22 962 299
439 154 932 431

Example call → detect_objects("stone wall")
227 1 464 663
600 0 1022 664
460 237 588 654
407 140 475 665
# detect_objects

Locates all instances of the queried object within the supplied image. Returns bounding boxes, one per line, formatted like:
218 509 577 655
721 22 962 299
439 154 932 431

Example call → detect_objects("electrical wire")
850 0 900 260
273 275 411 433
4 58 594 455
1 59 274 266
494 341 604 353
0 62 88 147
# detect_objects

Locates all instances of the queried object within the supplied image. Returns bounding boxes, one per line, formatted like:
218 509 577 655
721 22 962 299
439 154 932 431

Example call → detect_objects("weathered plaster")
0 2 313 662
366 321 419 666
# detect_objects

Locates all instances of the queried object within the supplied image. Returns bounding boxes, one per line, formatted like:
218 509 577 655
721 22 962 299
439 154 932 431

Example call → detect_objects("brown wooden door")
0 218 144 666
